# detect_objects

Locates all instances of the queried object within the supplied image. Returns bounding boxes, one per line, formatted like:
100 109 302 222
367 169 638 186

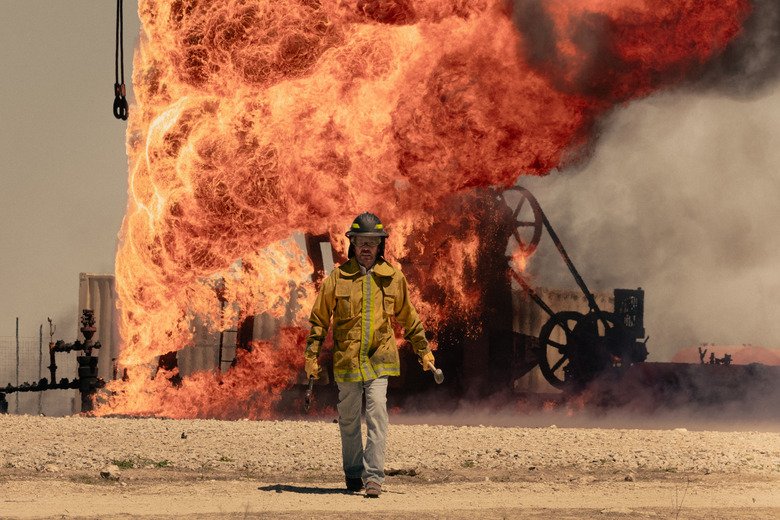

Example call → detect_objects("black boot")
345 476 363 492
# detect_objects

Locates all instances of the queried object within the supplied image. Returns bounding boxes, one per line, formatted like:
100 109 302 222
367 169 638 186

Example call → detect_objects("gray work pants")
336 376 388 485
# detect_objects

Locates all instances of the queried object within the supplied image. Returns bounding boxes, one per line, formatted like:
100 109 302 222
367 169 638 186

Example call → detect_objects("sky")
0 1 778 361
0 2 140 342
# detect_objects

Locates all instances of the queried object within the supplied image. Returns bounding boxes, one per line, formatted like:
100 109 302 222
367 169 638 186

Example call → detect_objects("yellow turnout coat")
305 257 430 383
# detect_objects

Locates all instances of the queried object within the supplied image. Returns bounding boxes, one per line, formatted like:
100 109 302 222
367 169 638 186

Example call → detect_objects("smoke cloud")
504 1 780 361
694 0 780 96
519 84 780 360
510 0 780 99
388 361 780 431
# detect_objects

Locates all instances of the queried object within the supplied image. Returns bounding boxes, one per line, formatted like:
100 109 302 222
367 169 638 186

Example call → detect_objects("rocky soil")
0 413 778 519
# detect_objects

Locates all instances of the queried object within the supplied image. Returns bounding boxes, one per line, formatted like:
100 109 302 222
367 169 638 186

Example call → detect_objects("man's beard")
359 252 376 267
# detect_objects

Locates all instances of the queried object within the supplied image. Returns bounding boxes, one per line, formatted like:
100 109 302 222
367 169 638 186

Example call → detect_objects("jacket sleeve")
394 273 430 357
305 272 337 359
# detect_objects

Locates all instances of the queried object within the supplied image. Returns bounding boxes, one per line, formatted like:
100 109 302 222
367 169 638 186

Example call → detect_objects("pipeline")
0 310 105 414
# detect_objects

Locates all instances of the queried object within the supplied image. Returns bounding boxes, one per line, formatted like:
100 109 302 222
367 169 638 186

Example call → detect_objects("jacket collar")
338 257 396 278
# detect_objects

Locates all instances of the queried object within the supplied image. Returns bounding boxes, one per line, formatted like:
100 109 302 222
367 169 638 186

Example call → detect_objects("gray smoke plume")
694 0 780 97
519 84 780 361
504 1 780 361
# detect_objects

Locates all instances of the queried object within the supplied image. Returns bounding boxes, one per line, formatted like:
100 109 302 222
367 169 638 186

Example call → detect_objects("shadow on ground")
257 484 356 495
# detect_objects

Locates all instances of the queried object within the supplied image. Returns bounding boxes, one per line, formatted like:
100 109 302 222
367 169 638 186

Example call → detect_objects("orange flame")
100 327 308 419
101 0 749 417
509 247 528 273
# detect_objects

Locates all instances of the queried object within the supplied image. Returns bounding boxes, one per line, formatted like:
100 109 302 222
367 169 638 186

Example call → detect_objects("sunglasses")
353 237 381 248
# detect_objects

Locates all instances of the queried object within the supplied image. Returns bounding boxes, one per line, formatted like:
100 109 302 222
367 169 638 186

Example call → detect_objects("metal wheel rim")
538 311 585 390
498 186 544 257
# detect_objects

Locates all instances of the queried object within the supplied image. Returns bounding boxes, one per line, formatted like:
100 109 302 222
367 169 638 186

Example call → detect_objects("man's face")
353 236 380 268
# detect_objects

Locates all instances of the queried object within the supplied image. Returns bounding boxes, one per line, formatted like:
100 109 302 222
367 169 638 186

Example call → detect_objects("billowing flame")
99 0 749 417
103 327 308 419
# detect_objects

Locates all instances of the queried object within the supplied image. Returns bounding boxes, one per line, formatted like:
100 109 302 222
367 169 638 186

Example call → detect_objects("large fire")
98 0 749 418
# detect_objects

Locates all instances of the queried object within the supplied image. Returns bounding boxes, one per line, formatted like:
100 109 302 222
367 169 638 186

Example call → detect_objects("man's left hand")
421 352 435 371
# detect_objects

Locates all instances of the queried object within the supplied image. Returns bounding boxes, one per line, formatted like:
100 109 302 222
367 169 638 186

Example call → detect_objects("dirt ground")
0 414 778 519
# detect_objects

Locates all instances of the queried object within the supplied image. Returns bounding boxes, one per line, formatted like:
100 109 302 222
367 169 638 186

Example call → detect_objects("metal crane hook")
113 0 128 121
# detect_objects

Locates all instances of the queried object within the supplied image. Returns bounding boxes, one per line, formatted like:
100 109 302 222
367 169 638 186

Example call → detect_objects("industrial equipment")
0 309 105 413
503 186 649 390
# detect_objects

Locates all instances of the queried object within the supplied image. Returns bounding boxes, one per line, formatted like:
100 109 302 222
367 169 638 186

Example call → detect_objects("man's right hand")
305 356 320 380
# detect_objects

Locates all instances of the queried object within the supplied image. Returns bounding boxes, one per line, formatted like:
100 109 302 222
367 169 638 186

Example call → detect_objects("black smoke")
694 0 780 97
510 0 780 98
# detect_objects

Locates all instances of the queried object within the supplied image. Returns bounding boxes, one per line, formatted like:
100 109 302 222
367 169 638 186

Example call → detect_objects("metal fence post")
15 317 19 414
38 324 43 415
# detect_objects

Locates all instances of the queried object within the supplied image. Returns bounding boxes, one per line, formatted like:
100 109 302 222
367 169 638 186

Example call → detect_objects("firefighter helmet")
345 212 388 238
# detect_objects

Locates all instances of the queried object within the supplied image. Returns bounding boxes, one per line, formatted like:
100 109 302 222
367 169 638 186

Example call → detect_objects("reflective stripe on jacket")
304 257 430 383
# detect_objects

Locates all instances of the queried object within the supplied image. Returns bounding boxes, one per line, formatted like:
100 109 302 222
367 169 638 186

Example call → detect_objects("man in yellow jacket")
304 212 435 498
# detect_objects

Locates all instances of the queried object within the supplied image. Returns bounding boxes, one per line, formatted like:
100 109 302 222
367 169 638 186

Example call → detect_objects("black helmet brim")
345 230 388 238
346 212 388 238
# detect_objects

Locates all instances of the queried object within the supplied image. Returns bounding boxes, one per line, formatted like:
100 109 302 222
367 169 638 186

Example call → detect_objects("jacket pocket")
335 279 352 318
370 336 398 368
382 283 397 316
333 326 361 352
382 296 395 317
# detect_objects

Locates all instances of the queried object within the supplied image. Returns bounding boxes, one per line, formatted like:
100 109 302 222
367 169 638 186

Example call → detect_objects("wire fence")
0 333 43 414
0 324 79 416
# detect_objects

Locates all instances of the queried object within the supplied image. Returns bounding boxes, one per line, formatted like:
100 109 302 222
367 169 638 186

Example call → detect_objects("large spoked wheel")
538 311 586 389
539 311 621 389
498 186 544 257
